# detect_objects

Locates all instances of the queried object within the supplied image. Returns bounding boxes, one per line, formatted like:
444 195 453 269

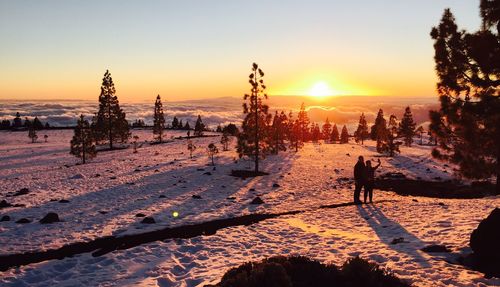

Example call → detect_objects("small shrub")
210 256 409 287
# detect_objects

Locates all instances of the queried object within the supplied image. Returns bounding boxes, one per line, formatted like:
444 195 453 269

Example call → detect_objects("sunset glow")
308 82 334 98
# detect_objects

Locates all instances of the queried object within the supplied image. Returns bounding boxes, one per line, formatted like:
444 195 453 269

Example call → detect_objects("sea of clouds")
0 96 438 130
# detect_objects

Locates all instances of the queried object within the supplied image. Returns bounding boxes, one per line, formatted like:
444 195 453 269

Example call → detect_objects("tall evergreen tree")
310 123 321 143
171 117 179 129
194 115 205 136
340 125 349 144
354 113 369 144
184 121 191 130
237 63 271 173
430 2 500 193
297 103 310 142
33 116 44 130
270 111 287 154
381 115 401 156
330 124 340 143
322 118 332 141
179 119 183 130
13 112 22 128
153 95 166 143
416 126 425 145
91 70 130 149
399 106 416 147
70 115 96 164
371 109 388 153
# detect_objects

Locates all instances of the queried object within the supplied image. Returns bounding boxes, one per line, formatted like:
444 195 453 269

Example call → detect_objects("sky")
0 0 481 102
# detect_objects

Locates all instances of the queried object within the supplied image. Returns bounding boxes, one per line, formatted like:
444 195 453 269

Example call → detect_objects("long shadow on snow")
357 204 431 268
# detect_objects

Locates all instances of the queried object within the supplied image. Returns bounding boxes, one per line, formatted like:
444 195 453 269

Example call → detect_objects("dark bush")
209 256 409 287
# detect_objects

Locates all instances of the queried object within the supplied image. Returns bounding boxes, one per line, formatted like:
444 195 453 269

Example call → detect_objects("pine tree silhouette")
354 113 369 144
153 95 166 143
430 3 500 193
237 63 271 173
71 115 96 164
91 70 130 149
330 124 340 143
340 125 349 144
399 107 416 147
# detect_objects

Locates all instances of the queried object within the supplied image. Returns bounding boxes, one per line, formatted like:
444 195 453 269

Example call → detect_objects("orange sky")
0 1 480 103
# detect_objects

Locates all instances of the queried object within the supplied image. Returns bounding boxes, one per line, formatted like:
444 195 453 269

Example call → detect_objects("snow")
0 129 499 287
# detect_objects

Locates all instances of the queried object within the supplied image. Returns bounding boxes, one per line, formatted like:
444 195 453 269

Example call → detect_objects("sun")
308 82 333 98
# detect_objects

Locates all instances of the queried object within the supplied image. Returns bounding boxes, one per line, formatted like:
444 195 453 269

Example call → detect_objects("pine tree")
220 133 231 151
371 109 388 153
289 118 303 152
187 140 196 158
330 124 340 143
311 123 321 143
416 126 425 145
1 119 10 130
354 113 369 144
270 111 287 154
13 112 22 128
430 3 500 193
91 70 130 149
70 115 96 164
322 118 332 141
28 125 37 143
153 95 166 143
340 125 349 144
33 116 43 130
237 63 271 173
171 117 179 129
194 115 205 136
399 106 416 147
297 103 310 142
207 143 219 166
132 135 139 153
216 125 223 133
184 121 190 130
179 119 183 130
381 115 401 156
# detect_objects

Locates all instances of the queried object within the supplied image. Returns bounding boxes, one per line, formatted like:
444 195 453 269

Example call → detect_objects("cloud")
0 96 438 131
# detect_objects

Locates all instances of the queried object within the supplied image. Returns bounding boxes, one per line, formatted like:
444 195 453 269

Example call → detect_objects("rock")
69 173 85 180
141 217 156 224
203 172 212 175
159 195 166 198
421 244 451 253
40 212 60 224
135 213 146 217
16 218 31 224
0 200 12 208
470 208 500 260
438 202 445 206
110 176 117 180
192 195 202 199
94 173 101 177
134 169 141 172
391 237 405 244
334 169 340 174
197 168 205 171
59 199 70 203
249 188 256 192
434 176 442 181
272 183 280 188
98 211 108 214
346 153 350 156
412 199 418 202
227 196 236 200
250 197 264 205
1 215 10 222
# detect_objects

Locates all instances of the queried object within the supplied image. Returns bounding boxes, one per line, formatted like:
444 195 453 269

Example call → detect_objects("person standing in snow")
364 159 381 204
353 156 365 204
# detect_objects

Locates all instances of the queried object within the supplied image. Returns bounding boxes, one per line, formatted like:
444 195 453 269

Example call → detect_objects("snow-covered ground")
0 130 498 287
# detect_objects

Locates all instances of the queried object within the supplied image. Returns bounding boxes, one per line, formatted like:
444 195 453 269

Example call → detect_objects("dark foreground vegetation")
375 177 497 199
207 256 409 287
